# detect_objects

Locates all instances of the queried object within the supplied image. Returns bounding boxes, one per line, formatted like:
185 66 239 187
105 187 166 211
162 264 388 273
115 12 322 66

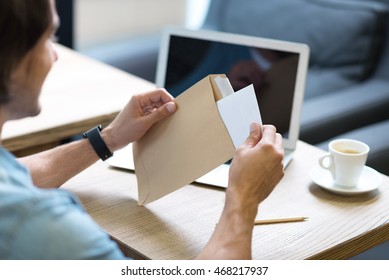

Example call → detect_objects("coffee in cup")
319 139 369 187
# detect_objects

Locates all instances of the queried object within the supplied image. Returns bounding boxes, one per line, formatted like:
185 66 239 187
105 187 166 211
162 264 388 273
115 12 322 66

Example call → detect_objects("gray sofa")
204 0 388 131
83 0 389 176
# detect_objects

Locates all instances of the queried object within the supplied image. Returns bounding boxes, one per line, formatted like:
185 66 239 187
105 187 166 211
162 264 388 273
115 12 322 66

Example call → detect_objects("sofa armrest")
81 34 160 82
300 78 389 144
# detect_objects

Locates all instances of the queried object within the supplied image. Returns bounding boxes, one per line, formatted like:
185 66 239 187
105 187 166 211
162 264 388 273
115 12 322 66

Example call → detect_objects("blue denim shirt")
0 147 126 259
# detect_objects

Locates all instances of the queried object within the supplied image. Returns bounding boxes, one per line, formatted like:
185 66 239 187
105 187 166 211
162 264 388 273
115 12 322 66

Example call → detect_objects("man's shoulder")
0 186 82 238
0 187 124 259
0 177 81 214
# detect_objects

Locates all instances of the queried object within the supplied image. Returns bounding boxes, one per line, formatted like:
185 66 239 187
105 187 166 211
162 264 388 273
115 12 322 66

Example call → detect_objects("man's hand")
196 124 284 260
227 123 284 209
101 89 176 152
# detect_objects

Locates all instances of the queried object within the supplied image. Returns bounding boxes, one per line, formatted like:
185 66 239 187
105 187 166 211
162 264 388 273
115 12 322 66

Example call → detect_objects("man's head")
0 0 59 120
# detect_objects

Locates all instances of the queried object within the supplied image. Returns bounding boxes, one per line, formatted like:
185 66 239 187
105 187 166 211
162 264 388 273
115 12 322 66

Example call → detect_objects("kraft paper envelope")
133 74 261 205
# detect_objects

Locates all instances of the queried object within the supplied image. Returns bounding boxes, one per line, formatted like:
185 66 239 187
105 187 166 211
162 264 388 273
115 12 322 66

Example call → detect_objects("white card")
216 83 262 148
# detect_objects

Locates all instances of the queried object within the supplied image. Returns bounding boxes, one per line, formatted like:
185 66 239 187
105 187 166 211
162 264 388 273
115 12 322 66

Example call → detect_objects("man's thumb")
243 123 262 148
146 101 176 124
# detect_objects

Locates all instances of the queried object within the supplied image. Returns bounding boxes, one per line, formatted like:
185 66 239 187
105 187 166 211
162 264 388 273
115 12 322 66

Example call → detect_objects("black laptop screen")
163 35 299 136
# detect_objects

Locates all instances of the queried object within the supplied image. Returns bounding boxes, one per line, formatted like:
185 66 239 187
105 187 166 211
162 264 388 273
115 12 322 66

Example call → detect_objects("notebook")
108 27 310 188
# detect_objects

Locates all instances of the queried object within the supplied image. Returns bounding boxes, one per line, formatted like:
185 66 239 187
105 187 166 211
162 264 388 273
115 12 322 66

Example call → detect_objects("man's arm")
19 89 176 188
196 124 284 259
19 138 99 188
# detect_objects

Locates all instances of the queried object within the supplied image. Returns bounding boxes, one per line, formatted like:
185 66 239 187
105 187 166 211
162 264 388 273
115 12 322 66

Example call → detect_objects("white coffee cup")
319 139 369 187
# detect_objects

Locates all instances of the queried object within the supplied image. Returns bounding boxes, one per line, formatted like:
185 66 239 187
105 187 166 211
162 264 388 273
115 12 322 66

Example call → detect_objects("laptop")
108 26 310 188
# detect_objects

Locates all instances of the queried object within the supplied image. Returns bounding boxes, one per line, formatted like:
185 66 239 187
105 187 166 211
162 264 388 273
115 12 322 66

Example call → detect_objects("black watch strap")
83 125 113 161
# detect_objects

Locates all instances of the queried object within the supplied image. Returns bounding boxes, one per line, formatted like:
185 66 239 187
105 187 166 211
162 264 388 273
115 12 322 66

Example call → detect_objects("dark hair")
0 0 52 104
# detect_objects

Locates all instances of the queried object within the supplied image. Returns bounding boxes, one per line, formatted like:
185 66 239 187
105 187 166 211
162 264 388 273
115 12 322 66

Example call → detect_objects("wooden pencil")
254 217 308 225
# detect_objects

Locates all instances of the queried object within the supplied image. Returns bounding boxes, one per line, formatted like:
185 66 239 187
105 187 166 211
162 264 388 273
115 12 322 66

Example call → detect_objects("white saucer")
309 166 382 196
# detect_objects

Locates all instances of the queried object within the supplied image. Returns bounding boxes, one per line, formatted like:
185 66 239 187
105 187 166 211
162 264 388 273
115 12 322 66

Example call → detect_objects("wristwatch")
82 125 113 161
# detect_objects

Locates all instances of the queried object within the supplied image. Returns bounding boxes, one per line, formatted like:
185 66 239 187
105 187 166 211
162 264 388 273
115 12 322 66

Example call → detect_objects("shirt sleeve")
9 190 128 260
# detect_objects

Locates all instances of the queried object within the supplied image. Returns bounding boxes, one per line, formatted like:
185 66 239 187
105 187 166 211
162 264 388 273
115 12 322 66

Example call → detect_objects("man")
0 0 284 259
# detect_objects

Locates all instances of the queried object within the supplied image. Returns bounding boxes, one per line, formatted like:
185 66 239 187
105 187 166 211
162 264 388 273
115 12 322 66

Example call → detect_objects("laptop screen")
156 27 309 150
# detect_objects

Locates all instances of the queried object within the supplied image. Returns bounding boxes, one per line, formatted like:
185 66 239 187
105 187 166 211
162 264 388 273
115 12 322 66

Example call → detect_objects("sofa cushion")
218 0 388 86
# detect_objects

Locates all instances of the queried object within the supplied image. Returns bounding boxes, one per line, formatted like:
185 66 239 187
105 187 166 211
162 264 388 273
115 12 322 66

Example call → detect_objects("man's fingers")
146 88 174 104
258 125 277 145
275 132 284 153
